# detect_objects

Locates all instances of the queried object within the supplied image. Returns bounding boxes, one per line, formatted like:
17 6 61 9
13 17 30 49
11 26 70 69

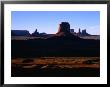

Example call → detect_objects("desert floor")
11 57 100 77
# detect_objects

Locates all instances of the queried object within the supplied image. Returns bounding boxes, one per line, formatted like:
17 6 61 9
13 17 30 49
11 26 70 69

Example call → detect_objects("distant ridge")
11 30 30 36
11 22 99 40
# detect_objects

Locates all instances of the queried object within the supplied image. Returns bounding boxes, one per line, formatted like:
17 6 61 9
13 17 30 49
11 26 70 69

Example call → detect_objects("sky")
11 11 100 35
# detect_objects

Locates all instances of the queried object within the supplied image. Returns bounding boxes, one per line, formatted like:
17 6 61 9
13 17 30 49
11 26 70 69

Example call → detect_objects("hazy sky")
11 11 100 35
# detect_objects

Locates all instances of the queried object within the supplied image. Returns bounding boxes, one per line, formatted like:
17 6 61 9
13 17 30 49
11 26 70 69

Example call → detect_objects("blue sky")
11 11 100 35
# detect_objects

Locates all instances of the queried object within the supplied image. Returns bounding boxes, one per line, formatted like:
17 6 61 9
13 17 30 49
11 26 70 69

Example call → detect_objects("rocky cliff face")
53 22 81 40
56 22 70 35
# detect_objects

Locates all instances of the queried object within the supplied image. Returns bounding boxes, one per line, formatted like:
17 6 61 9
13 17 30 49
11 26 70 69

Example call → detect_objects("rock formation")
11 30 30 36
81 29 90 36
48 22 81 40
70 29 74 33
57 22 70 35
31 29 39 36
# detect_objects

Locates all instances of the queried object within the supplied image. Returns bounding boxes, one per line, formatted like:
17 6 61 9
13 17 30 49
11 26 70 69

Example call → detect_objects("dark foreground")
11 67 100 77
11 39 100 57
11 37 100 77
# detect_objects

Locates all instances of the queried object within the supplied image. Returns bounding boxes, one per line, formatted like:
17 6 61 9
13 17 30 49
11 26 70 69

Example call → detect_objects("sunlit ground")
12 57 99 69
11 57 100 77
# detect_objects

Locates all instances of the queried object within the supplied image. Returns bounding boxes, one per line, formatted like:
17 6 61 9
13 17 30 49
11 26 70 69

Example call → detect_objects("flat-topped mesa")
11 30 30 36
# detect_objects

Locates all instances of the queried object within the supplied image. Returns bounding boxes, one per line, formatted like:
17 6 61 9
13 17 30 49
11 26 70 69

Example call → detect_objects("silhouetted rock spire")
31 29 39 36
78 28 81 34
